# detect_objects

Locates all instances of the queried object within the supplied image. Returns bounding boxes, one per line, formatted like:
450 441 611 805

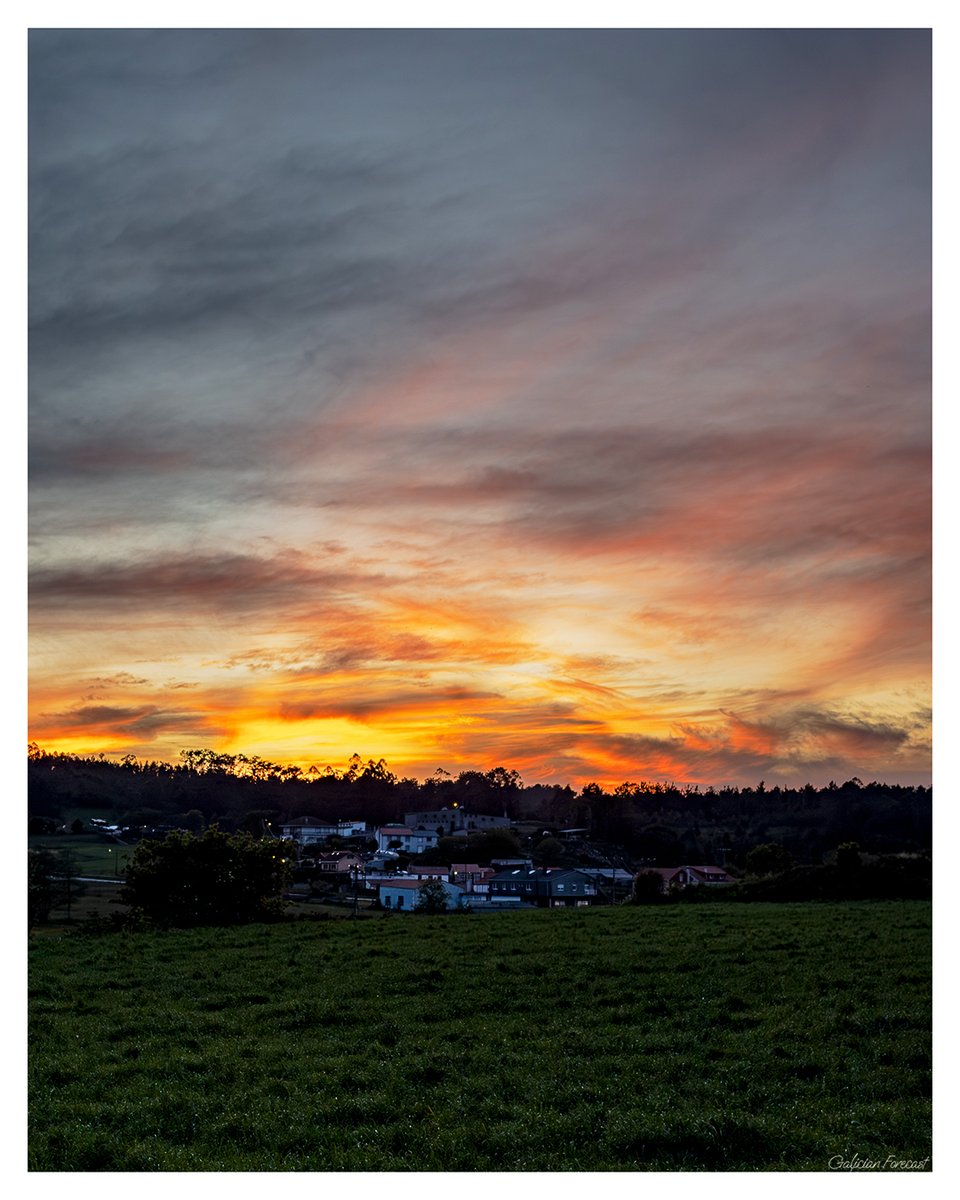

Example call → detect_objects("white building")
280 817 367 845
403 807 511 835
376 825 440 855
379 878 466 912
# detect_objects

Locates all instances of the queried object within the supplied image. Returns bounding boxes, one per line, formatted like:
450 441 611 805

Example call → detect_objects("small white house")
379 878 466 911
376 826 440 854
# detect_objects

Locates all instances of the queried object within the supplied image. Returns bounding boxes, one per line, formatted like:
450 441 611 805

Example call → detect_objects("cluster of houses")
280 806 512 857
277 809 735 910
379 865 596 910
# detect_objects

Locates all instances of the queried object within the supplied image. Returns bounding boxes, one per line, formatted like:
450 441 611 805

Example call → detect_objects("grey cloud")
30 33 626 358
785 710 912 751
560 707 928 785
702 707 920 777
31 29 929 378
29 549 388 614
277 685 503 724
29 142 415 349
29 408 288 486
290 420 929 573
446 698 927 787
31 703 209 738
216 633 451 677
29 29 930 505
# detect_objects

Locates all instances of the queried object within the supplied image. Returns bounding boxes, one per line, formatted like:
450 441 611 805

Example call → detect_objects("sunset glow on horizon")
29 29 931 790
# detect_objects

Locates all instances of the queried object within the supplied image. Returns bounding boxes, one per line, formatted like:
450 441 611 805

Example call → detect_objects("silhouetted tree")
630 870 666 904
745 843 794 878
28 849 68 928
836 841 862 872
533 836 565 865
634 824 683 865
235 809 280 836
121 828 294 927
464 829 522 864
414 879 451 915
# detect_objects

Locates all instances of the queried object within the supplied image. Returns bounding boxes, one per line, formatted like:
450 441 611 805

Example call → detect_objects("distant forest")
27 745 931 868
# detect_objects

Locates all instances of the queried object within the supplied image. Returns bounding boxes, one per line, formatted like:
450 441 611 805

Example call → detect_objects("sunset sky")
28 27 931 789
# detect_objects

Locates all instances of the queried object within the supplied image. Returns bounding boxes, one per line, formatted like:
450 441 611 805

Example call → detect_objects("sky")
27 26 932 789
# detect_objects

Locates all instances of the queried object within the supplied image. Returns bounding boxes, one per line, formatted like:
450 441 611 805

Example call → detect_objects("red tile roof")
378 878 464 891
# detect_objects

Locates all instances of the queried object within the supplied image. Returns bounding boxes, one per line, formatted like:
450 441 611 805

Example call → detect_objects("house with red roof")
449 863 494 896
314 851 363 876
404 863 494 895
649 865 735 891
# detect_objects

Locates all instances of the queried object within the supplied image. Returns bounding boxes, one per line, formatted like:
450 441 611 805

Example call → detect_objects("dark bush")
121 827 294 927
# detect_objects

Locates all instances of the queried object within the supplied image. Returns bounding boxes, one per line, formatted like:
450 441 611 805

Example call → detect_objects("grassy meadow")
29 833 133 880
28 901 931 1171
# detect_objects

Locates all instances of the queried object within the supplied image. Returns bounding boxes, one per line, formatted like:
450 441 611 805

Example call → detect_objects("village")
275 806 735 911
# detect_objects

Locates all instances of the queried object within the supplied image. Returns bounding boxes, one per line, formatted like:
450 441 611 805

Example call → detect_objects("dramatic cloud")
28 29 931 786
29 549 391 614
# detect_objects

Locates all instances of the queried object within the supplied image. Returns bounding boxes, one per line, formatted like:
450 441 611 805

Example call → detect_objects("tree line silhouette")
27 744 931 867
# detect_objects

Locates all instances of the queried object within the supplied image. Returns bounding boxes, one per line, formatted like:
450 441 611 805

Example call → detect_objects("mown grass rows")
29 901 931 1170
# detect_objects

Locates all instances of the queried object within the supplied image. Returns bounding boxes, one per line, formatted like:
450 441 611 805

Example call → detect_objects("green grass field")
28 901 931 1171
29 834 133 879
